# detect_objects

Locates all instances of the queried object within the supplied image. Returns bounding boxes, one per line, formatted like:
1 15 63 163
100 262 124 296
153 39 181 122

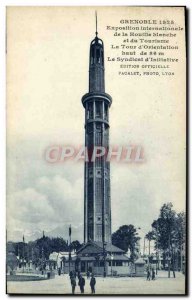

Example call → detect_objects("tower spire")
95 11 98 37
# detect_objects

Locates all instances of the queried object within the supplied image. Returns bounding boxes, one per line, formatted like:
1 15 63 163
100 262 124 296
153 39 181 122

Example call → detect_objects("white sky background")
6 7 186 244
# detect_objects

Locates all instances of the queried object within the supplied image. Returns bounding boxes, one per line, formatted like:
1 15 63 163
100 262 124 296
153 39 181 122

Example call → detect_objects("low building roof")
94 242 125 253
77 241 125 255
49 251 76 261
112 255 129 261
135 258 146 264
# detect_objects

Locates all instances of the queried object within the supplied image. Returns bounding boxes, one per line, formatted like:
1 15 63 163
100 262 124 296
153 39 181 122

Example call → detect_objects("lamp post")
111 254 114 277
137 227 146 257
155 223 159 275
69 225 72 274
143 237 146 257
172 243 176 278
22 236 25 273
31 247 34 269
103 242 107 278
168 233 171 278
41 246 45 276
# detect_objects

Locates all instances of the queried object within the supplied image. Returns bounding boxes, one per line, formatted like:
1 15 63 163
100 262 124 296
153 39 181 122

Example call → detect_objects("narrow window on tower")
96 169 102 178
88 102 93 119
96 48 100 64
96 123 101 132
95 101 102 118
89 168 93 178
87 123 93 133
104 103 108 120
87 108 90 120
91 47 95 65
101 50 104 65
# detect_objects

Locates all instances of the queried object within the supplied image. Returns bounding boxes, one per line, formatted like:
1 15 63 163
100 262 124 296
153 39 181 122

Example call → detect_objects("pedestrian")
90 274 96 294
152 268 155 280
146 266 151 281
87 270 90 279
77 270 81 279
147 269 151 281
78 274 85 293
73 270 76 279
69 270 73 279
71 276 76 294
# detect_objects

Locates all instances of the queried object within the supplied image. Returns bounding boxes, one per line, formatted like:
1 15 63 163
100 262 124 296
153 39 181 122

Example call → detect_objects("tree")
145 231 155 256
6 242 18 274
151 202 185 278
7 253 18 274
11 236 82 266
50 237 69 252
10 235 82 272
112 225 140 262
70 240 82 252
173 212 186 273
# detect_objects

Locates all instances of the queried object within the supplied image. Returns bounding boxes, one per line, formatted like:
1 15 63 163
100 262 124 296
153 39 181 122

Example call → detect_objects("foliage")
6 253 18 271
151 202 185 252
70 240 82 251
145 231 155 242
112 224 140 261
151 202 186 276
10 236 82 264
145 230 155 255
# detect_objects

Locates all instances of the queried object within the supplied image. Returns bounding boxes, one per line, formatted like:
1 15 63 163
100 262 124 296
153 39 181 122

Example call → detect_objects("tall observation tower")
82 15 112 244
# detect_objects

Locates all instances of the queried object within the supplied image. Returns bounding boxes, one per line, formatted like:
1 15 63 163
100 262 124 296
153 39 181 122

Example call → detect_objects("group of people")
69 270 96 294
146 266 156 281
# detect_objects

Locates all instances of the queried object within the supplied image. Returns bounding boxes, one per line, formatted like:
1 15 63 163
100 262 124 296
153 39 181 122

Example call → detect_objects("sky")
6 7 186 245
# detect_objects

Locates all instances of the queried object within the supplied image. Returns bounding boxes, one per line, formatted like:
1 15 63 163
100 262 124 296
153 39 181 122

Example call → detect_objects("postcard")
6 6 186 295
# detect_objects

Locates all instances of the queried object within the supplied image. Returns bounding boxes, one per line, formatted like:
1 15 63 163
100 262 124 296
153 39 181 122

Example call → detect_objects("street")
7 271 185 295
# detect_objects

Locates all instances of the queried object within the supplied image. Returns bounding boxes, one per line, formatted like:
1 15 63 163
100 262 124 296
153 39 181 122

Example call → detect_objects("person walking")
71 276 76 294
152 268 155 280
78 274 85 294
87 270 90 279
74 270 77 279
69 270 73 280
77 270 81 280
146 266 151 281
90 274 96 294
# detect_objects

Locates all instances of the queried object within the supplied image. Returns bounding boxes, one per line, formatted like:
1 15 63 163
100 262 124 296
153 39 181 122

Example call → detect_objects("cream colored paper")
6 6 186 295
